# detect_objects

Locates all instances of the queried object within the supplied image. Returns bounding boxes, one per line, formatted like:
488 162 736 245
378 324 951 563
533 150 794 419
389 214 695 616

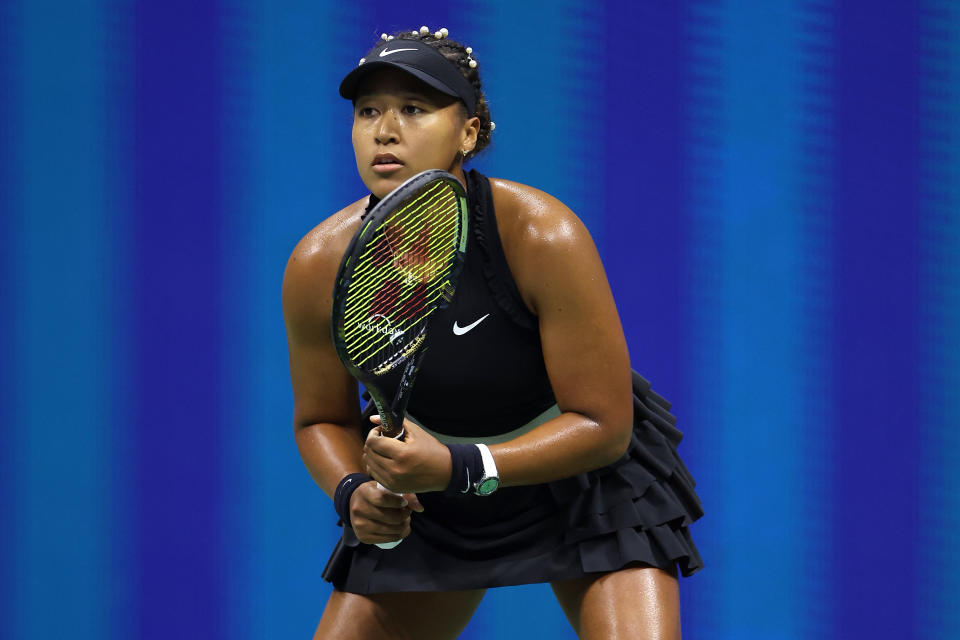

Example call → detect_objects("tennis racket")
331 169 469 546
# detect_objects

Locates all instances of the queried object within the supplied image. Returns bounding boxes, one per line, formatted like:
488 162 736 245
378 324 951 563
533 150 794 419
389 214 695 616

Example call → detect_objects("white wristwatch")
473 443 500 496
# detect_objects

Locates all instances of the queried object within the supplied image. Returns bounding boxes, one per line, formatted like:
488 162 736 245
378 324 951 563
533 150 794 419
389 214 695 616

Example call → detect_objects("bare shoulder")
286 197 367 275
488 178 593 254
487 178 600 315
282 197 367 331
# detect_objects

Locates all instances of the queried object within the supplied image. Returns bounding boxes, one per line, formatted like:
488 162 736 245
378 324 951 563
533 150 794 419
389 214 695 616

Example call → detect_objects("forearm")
295 421 367 499
489 412 630 488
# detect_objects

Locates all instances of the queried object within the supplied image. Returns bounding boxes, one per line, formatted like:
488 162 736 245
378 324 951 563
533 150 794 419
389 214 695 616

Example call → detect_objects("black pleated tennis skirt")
321 371 705 593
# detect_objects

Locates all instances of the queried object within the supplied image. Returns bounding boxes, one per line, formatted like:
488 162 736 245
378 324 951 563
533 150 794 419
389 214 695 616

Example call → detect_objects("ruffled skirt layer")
321 371 704 593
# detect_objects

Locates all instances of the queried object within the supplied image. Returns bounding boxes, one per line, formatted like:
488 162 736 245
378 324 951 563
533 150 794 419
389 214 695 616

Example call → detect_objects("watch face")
476 477 499 496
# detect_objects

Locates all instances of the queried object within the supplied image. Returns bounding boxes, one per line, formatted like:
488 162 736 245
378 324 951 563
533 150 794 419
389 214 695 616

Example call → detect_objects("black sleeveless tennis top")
365 169 556 437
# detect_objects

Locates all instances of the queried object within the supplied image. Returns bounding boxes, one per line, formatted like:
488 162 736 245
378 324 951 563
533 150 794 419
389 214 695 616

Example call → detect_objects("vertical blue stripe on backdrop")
918 3 960 639
0 0 16 635
603 2 686 405
219 4 258 636
685 2 822 638
833 3 921 639
717 4 808 638
679 3 726 637
133 2 224 637
603 3 713 637
223 3 371 636
102 2 138 636
9 1 113 638
474 0 605 240
793 3 838 637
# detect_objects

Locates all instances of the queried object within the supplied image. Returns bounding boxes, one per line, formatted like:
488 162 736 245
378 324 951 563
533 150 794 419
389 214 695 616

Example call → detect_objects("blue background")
1 1 958 638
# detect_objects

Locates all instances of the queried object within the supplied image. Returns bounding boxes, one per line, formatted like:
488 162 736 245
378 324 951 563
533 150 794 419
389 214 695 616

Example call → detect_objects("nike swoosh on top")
379 48 417 57
453 314 490 336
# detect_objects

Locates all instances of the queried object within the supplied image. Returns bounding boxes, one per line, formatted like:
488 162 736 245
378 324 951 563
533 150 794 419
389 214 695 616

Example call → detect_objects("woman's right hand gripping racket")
331 169 469 548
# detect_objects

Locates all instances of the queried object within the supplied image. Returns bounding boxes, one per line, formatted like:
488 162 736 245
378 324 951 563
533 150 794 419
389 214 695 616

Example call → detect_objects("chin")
366 178 400 200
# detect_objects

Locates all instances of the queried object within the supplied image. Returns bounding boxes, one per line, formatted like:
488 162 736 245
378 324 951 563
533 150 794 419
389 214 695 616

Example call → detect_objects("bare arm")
282 212 367 499
488 182 633 486
283 205 424 544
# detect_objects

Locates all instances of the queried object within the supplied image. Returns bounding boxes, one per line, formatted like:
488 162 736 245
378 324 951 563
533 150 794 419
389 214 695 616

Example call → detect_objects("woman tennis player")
282 26 704 639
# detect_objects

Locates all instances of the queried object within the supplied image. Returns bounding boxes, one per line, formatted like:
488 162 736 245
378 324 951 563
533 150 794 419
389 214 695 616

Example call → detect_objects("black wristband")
334 472 372 526
444 444 483 495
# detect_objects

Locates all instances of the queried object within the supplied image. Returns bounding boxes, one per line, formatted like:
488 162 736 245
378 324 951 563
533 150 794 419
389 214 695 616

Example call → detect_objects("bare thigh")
551 564 681 640
314 588 486 640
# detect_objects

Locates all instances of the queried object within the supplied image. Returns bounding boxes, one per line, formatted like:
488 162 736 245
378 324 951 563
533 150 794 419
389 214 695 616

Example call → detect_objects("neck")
448 160 468 192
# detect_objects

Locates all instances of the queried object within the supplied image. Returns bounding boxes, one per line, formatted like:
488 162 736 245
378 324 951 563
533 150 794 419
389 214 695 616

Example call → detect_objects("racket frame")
331 169 468 439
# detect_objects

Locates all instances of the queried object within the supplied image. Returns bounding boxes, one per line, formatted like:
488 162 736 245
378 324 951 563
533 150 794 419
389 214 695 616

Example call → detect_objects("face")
352 67 479 198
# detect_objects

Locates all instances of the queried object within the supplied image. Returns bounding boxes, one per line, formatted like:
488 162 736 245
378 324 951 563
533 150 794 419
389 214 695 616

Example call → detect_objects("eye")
402 104 424 115
357 106 378 118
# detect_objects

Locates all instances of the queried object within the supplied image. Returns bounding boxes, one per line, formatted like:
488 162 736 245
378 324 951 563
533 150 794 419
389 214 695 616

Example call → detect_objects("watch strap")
474 443 499 495
476 443 498 481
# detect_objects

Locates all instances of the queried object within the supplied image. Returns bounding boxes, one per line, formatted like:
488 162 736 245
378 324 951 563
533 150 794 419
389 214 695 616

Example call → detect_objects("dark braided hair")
375 29 493 160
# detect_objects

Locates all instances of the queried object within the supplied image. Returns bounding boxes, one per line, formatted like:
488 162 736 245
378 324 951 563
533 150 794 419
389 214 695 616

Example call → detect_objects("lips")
372 153 403 172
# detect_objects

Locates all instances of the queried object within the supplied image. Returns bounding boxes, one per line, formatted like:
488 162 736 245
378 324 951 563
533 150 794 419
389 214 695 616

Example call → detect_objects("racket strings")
346 241 455 359
350 185 456 287
342 194 458 330
347 186 457 290
341 182 464 370
344 185 453 306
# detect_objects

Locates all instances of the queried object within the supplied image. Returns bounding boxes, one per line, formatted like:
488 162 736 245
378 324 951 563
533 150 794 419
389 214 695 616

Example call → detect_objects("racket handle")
374 482 404 550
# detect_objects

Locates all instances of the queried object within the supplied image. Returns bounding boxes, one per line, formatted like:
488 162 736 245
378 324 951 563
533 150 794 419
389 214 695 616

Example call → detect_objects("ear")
460 115 481 154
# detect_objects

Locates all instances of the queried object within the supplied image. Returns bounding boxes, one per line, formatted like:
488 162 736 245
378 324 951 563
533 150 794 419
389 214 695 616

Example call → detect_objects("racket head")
331 169 469 430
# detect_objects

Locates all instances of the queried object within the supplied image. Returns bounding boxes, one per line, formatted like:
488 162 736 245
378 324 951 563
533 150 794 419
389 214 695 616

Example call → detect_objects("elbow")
598 417 632 468
572 406 633 471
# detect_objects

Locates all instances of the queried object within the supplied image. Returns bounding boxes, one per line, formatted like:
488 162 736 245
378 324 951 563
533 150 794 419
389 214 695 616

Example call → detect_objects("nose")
375 111 400 145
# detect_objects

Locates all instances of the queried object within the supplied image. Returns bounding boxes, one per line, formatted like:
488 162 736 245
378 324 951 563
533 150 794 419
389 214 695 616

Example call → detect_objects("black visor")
339 39 476 115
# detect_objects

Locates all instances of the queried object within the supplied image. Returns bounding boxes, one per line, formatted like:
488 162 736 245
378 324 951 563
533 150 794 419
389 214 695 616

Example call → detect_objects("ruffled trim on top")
546 370 705 577
465 170 539 332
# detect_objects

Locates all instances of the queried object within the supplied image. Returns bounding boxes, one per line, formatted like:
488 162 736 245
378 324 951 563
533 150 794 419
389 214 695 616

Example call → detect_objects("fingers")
363 424 406 488
354 519 411 545
352 513 411 544
370 414 426 438
403 492 425 513
368 413 405 438
350 481 415 545
364 413 448 494
364 423 399 458
356 481 407 509
362 448 394 489
367 484 408 508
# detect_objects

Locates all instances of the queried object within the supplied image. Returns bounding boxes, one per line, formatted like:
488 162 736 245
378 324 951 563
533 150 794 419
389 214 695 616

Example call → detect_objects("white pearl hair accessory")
489 121 496 131
411 30 418 35
468 59 477 68
381 33 388 41
465 47 473 54
419 25 429 35
434 31 443 39
440 27 449 37
387 35 394 40
359 58 365 65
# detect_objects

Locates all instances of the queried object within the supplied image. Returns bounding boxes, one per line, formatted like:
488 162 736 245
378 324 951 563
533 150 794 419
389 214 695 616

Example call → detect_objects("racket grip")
374 482 404 550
